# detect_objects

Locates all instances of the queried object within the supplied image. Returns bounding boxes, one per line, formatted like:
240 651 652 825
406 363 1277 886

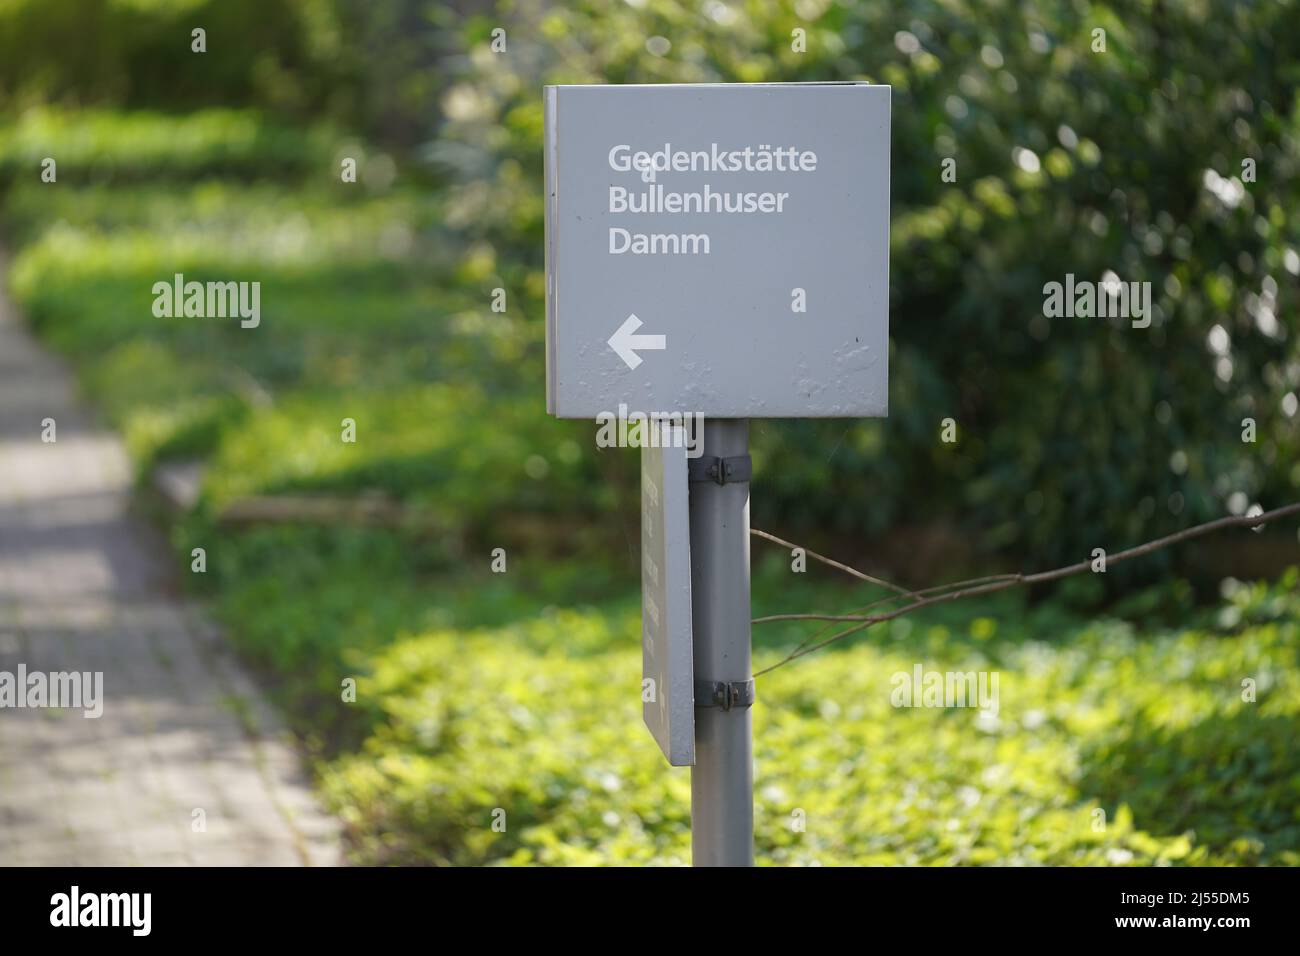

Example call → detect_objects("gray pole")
689 418 754 866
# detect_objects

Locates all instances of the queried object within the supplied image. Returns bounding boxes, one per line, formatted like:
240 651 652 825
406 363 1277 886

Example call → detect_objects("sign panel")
640 421 694 766
544 82 891 419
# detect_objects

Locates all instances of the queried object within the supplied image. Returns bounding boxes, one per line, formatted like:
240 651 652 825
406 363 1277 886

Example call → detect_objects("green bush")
437 0 1300 571
0 0 349 116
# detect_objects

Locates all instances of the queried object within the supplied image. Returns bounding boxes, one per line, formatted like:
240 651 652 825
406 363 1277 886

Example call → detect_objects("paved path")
0 257 341 865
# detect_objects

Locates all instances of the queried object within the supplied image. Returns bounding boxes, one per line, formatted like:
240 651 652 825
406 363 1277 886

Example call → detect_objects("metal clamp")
695 679 756 711
688 454 752 486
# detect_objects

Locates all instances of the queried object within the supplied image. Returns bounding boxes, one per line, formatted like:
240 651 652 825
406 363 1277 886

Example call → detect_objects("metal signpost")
544 82 891 865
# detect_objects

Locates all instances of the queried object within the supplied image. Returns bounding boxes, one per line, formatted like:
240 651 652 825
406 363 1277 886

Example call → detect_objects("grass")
0 108 340 183
310 558 1300 865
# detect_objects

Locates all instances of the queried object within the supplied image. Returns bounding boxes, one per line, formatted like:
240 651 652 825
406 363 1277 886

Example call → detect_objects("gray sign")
544 82 891 419
640 421 694 766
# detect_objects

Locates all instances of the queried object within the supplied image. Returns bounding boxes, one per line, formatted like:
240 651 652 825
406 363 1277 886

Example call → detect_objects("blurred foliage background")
1 0 1297 865
438 0 1300 577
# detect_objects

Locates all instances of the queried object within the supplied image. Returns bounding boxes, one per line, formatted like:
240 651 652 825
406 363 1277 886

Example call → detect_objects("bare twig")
752 573 1022 625
752 502 1300 677
749 528 915 596
747 529 921 662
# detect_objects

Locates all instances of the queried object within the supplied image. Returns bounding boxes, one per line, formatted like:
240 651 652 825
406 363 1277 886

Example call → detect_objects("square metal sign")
640 421 694 766
544 82 891 419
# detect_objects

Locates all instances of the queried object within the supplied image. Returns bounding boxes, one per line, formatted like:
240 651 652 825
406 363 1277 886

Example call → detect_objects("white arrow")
608 313 666 370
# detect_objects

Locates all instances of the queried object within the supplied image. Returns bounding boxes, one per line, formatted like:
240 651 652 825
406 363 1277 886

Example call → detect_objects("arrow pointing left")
608 313 667 370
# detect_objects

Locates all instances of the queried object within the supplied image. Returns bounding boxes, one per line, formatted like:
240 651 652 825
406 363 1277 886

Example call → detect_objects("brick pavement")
0 256 341 866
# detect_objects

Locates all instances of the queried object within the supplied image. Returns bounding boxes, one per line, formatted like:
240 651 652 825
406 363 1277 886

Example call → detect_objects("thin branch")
750 528 915 597
753 502 1300 677
748 529 925 661
753 574 1022 624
